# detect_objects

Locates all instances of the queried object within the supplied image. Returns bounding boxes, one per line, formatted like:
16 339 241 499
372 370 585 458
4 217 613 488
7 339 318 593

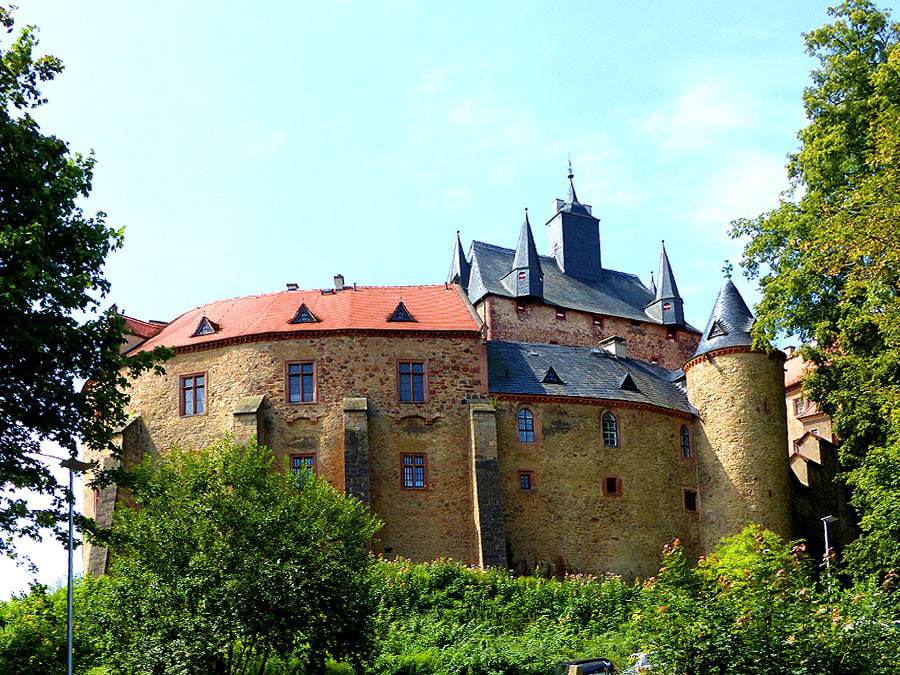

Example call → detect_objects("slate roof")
466 241 699 330
487 340 695 415
133 284 481 353
693 280 755 358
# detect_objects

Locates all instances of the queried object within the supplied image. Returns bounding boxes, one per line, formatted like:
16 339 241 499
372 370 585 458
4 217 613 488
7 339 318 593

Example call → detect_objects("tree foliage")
0 4 168 557
91 437 381 673
732 0 900 585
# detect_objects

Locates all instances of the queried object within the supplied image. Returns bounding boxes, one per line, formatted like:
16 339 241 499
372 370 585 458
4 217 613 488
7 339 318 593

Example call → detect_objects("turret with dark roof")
645 241 685 326
545 166 602 280
502 210 543 298
693 278 756 359
448 230 471 290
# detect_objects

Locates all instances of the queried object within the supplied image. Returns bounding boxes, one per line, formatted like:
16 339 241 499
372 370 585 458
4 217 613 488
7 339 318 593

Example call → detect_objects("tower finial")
567 154 574 181
722 259 734 280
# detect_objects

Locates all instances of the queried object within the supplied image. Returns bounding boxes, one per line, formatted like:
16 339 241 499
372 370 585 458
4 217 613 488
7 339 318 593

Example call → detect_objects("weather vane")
722 260 734 279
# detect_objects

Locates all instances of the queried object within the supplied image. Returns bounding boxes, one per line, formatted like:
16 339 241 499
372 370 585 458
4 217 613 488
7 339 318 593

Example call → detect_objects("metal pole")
66 462 74 675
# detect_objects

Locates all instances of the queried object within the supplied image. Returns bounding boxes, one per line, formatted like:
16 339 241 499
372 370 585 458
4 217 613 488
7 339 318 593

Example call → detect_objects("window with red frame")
519 470 534 491
680 425 693 459
398 361 426 402
402 454 427 489
291 453 316 484
287 361 315 403
604 476 622 496
180 373 205 416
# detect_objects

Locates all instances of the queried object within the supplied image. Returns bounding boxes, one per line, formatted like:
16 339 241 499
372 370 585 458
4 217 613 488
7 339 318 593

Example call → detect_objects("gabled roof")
121 314 167 339
133 285 481 353
387 301 416 322
693 280 756 358
487 341 695 414
466 241 699 330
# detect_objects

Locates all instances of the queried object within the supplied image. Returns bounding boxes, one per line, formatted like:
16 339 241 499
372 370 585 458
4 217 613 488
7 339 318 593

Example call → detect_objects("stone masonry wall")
481 296 700 370
687 351 792 553
103 333 487 566
494 399 700 579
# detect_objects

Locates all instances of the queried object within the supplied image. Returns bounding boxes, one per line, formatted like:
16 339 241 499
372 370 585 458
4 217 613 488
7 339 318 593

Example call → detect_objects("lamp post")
821 514 838 568
60 455 96 675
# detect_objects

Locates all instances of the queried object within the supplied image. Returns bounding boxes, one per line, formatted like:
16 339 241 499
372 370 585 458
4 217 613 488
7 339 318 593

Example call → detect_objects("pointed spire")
507 209 543 299
561 161 590 217
645 240 685 325
567 159 579 205
655 240 681 301
693 279 756 359
447 229 471 289
649 271 657 297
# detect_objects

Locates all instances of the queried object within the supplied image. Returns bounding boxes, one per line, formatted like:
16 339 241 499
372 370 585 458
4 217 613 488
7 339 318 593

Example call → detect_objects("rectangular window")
666 328 677 341
519 470 534 491
291 453 316 483
592 314 604 328
684 489 699 513
516 301 527 313
402 454 427 489
604 476 622 496
180 373 206 416
398 361 426 402
794 398 805 416
555 308 566 321
287 361 315 403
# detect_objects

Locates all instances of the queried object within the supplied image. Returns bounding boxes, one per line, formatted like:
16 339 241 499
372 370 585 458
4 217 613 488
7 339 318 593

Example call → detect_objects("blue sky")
4 1 834 595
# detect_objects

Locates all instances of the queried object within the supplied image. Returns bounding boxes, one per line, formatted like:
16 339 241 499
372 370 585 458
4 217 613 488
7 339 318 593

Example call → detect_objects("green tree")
0 5 168 556
732 0 900 585
92 437 381 673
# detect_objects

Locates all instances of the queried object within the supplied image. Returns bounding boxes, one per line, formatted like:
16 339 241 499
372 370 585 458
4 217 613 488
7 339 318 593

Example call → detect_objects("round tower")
684 279 791 553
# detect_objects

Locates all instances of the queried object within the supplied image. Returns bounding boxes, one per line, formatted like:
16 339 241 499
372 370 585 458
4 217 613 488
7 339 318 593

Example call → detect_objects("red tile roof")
123 315 167 339
133 284 481 353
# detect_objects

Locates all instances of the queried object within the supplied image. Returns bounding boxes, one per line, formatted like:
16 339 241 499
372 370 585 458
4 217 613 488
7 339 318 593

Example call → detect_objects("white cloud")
640 79 755 152
695 149 787 230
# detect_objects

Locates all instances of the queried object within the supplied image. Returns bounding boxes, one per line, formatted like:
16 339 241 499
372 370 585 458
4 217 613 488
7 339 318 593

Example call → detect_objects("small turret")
503 209 543 298
645 242 684 325
448 230 471 290
685 276 791 552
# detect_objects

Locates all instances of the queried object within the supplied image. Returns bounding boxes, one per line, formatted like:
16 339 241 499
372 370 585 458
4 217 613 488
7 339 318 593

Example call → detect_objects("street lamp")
821 514 838 568
60 455 96 675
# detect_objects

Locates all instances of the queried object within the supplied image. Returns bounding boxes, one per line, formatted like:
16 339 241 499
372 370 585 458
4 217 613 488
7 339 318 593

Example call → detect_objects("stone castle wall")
687 350 792 552
494 399 700 579
481 296 700 370
85 333 488 572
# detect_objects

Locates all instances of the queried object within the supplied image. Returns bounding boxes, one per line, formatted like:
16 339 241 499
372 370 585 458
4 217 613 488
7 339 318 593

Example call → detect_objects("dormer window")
290 303 319 324
542 366 564 385
619 374 639 392
388 301 416 322
662 302 672 311
192 316 217 337
708 320 729 338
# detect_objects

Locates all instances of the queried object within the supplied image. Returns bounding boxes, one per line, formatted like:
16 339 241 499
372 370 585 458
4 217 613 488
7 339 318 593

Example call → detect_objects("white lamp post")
60 455 96 675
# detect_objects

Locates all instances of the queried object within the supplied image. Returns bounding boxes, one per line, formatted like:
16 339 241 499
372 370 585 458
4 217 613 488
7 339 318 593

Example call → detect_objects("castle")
85 171 793 579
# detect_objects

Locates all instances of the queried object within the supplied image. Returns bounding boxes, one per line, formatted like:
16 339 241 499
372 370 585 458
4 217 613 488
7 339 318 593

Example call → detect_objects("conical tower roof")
447 230 471 288
655 242 681 301
693 279 756 358
512 210 542 274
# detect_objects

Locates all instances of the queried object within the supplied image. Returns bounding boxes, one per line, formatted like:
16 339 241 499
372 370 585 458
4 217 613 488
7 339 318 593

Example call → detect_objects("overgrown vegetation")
2 525 897 673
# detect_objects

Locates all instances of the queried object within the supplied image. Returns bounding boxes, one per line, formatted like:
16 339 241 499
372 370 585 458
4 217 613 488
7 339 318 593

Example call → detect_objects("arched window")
680 425 692 458
602 412 618 447
517 408 535 443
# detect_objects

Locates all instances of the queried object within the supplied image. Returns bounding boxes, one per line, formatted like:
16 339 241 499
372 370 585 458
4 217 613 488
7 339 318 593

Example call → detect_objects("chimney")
286 283 299 291
598 335 627 358
334 273 345 289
